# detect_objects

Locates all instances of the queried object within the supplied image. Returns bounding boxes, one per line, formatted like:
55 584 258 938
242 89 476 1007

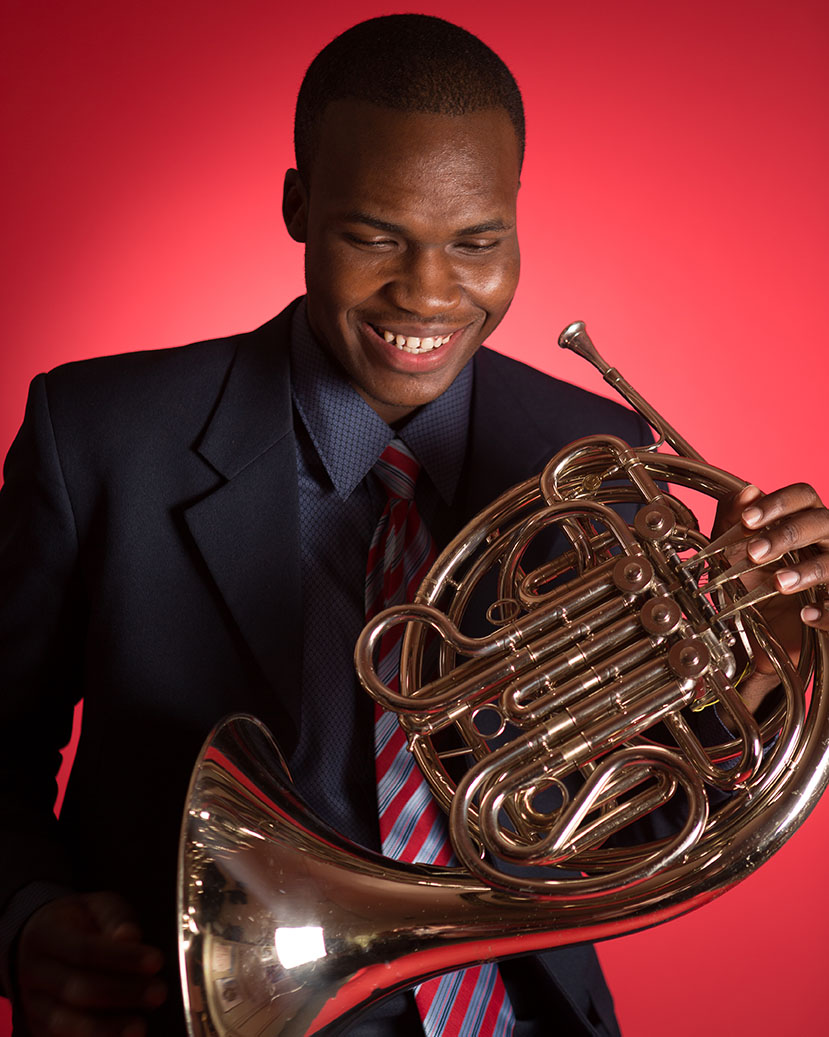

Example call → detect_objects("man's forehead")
307 101 521 214
311 99 521 176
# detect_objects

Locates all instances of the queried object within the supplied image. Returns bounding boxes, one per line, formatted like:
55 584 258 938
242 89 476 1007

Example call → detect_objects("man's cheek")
314 263 370 310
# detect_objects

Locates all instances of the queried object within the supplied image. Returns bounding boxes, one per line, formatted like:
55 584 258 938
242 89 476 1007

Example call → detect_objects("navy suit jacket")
0 301 650 1034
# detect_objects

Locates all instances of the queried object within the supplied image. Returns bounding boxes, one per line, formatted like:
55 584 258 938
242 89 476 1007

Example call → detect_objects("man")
1 14 827 1037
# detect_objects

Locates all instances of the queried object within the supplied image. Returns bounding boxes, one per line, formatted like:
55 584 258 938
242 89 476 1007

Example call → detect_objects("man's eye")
457 240 499 253
345 234 396 249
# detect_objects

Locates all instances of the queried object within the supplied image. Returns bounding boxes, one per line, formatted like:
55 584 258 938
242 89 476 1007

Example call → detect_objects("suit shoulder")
44 324 257 397
39 310 291 430
476 346 649 443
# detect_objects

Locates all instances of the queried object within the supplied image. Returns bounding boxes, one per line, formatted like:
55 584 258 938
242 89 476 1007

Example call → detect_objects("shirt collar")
290 300 472 503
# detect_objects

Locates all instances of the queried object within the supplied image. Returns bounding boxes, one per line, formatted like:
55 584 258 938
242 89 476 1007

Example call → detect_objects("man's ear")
282 169 308 242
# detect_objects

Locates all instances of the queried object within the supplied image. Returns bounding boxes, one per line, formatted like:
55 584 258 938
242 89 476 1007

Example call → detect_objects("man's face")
283 100 521 424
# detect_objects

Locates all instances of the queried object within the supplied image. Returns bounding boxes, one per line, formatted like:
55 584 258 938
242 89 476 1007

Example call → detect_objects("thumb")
713 483 763 538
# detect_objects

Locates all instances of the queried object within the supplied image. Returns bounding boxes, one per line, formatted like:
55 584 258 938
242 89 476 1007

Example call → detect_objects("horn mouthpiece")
558 320 612 376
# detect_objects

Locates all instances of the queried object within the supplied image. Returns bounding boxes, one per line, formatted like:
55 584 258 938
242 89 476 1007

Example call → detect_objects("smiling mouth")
371 324 455 355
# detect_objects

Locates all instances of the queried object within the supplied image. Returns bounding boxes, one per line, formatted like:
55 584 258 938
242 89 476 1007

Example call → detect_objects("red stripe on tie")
375 725 406 776
440 970 476 1035
378 762 423 837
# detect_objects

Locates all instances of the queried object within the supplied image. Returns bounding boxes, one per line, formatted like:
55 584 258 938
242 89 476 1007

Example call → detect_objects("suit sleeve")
0 374 85 960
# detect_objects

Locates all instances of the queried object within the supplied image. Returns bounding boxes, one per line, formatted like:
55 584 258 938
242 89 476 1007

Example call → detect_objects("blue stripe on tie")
375 710 398 755
384 777 432 857
365 557 385 605
418 971 465 1037
458 963 497 1037
375 452 417 499
378 467 414 499
376 644 402 686
385 518 405 570
377 742 415 814
405 528 431 581
385 783 432 858
493 990 515 1037
416 810 452 865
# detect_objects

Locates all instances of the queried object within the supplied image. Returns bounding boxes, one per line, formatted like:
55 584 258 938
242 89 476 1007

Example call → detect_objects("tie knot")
374 438 421 501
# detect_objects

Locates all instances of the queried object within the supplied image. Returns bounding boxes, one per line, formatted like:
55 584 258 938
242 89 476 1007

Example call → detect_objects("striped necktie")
365 438 515 1037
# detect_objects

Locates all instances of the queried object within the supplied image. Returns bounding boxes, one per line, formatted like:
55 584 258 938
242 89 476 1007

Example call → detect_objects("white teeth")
377 326 452 354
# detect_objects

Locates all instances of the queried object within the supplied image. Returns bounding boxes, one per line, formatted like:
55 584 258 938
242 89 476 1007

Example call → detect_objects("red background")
2 1 827 1032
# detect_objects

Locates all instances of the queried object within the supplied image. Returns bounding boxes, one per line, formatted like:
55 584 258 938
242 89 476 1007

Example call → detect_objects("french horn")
178 322 829 1036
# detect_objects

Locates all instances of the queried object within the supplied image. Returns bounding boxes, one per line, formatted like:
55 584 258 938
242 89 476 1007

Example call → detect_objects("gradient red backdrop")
2 1 827 1033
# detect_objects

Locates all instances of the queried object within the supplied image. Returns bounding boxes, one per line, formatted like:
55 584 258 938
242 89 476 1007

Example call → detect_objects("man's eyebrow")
341 212 514 236
455 220 514 235
342 212 406 234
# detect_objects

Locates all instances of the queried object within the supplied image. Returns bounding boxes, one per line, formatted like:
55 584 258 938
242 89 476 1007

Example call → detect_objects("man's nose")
385 247 462 315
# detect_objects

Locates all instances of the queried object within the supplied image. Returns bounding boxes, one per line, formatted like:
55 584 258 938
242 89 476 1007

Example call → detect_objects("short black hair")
294 14 525 180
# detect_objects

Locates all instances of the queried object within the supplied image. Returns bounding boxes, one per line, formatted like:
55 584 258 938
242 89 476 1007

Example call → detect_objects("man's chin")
353 374 454 424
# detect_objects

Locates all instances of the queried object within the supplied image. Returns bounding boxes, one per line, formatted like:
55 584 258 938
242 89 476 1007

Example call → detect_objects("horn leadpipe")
558 321 706 463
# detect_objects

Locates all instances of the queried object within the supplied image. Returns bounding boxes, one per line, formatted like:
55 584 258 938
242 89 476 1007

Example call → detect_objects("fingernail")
802 606 821 622
740 484 762 502
777 570 799 591
748 537 770 560
742 506 763 527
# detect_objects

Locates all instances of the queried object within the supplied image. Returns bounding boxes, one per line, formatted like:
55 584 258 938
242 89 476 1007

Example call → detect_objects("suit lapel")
460 347 554 523
183 305 303 747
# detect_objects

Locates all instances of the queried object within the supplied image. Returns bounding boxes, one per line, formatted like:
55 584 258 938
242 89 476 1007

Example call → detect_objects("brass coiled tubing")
179 322 829 1036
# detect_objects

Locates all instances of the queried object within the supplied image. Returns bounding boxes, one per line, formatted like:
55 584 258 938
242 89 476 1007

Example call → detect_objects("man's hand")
16 892 166 1037
713 482 829 711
